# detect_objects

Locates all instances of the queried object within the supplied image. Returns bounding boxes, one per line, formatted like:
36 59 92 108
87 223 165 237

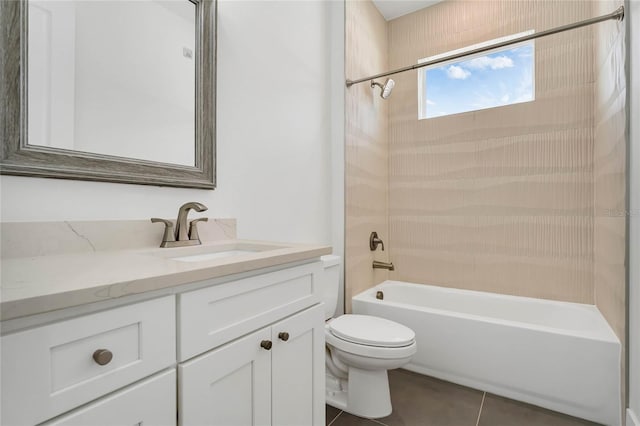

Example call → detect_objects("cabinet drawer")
1 296 176 426
41 369 176 426
178 261 321 360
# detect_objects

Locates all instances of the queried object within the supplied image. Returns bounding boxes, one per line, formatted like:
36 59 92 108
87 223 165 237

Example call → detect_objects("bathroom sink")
170 249 257 262
143 241 287 263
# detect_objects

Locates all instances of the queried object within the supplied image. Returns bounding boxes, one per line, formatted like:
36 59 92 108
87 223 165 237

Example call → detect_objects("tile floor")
325 369 600 426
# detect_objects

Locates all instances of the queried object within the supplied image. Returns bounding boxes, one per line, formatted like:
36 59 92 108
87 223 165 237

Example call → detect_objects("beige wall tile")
345 0 390 312
593 1 626 408
387 0 596 303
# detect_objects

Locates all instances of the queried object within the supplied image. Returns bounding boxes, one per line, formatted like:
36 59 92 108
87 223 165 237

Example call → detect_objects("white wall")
627 0 640 423
1 0 344 250
329 0 346 315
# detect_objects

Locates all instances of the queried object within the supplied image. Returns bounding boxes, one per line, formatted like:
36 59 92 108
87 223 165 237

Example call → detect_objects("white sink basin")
170 249 257 262
143 241 288 263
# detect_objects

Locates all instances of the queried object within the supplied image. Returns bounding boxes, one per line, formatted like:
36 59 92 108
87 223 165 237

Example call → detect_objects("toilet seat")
328 315 415 348
325 315 417 360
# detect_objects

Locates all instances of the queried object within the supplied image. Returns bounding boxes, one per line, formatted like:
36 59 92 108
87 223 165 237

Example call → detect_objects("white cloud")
426 99 436 106
446 65 471 80
500 94 510 103
513 68 533 103
464 55 514 70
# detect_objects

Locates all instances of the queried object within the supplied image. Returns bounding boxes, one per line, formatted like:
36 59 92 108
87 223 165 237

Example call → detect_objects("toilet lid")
328 315 415 348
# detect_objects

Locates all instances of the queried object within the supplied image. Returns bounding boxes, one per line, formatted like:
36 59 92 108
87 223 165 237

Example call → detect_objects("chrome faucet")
151 202 208 248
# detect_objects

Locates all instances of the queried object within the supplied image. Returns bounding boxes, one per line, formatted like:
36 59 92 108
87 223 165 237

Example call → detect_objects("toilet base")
326 386 347 412
326 372 347 411
325 368 392 419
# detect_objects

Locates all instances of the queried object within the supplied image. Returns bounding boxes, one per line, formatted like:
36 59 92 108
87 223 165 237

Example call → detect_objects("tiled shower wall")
344 0 627 410
593 0 626 345
386 1 597 302
593 0 626 410
344 0 389 312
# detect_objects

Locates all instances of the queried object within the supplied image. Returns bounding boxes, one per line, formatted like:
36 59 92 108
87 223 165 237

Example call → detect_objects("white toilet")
320 255 417 419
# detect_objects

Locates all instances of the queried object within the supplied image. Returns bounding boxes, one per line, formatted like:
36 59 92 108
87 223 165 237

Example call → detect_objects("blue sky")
423 43 534 118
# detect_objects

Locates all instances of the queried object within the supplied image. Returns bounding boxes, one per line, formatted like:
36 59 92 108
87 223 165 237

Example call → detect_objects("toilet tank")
320 255 341 320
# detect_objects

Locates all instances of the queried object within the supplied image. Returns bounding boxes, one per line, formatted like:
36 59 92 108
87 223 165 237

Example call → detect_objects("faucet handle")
369 231 385 251
151 218 176 247
189 218 208 241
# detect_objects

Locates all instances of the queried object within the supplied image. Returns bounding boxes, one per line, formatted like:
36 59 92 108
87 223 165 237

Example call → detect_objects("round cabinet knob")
92 349 113 366
260 340 273 350
278 332 290 341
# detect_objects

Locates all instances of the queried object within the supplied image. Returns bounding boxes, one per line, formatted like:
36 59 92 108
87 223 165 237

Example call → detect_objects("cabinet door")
271 304 325 426
179 328 271 426
41 369 176 426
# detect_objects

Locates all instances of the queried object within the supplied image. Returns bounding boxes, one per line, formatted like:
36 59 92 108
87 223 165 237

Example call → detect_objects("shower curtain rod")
346 5 624 87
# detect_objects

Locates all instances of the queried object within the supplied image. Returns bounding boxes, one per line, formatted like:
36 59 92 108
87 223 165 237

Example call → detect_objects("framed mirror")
0 0 216 189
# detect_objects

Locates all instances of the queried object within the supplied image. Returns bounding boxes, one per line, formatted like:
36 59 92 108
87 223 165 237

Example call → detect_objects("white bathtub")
352 281 621 426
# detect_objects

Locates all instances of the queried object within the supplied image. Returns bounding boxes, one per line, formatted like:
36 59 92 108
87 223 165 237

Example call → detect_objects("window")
418 31 535 119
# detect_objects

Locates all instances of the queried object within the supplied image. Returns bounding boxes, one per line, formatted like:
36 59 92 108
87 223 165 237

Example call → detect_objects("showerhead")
371 78 395 99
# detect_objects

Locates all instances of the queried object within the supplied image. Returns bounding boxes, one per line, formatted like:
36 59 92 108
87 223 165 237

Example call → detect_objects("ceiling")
371 0 444 21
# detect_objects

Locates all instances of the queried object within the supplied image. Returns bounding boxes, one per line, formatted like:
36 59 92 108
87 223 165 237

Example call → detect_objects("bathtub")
352 281 621 426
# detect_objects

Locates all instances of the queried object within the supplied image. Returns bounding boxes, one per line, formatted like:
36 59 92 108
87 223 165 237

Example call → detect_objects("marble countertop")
1 239 331 321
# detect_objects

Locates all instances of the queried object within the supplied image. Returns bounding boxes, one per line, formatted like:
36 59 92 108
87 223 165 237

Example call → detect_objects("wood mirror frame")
0 0 216 189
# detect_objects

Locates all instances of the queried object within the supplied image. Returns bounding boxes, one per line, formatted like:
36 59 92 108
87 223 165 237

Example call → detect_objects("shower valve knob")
370 232 385 251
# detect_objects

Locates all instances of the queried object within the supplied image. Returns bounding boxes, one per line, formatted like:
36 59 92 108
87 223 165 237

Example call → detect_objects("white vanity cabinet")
178 304 325 426
1 259 326 426
178 261 326 426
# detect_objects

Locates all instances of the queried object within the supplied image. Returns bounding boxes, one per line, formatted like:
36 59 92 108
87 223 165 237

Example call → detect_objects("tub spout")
373 260 394 271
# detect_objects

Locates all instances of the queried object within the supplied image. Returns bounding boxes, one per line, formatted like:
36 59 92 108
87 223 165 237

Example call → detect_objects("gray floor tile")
378 369 484 426
326 369 600 426
330 411 388 426
327 405 342 425
477 394 601 426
